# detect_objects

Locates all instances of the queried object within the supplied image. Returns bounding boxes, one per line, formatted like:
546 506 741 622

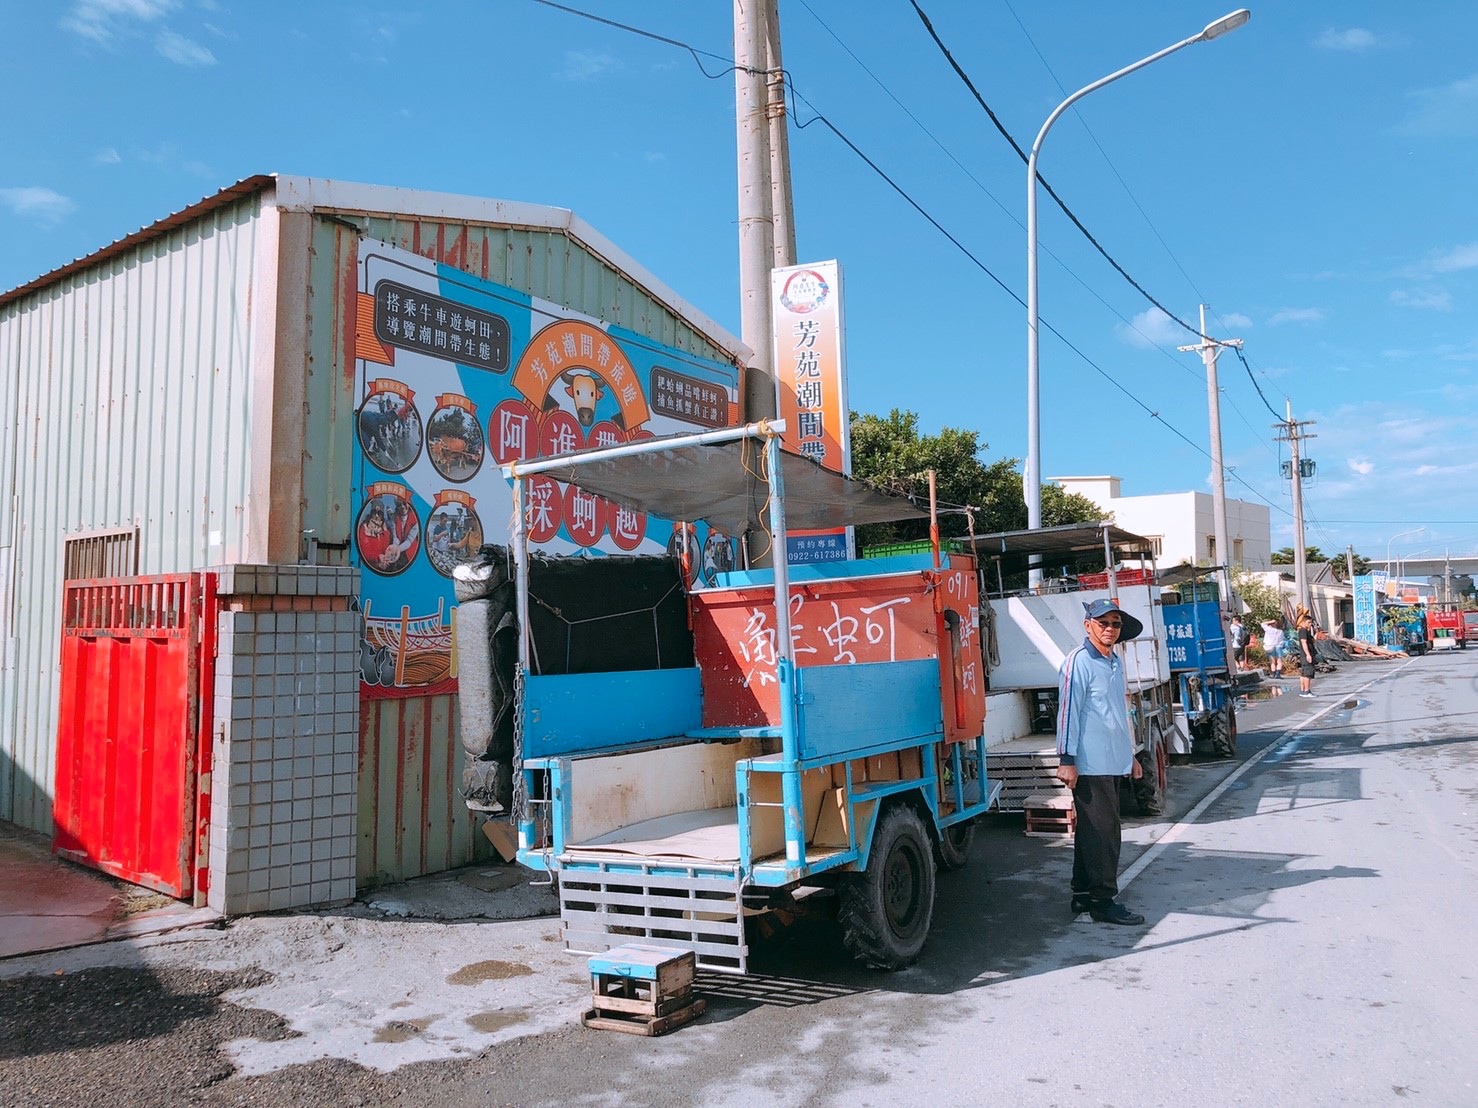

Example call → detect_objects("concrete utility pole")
1178 305 1241 607
763 4 796 270
1275 402 1316 615
735 0 777 422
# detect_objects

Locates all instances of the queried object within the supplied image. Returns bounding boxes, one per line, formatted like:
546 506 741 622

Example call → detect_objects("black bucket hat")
1083 597 1144 642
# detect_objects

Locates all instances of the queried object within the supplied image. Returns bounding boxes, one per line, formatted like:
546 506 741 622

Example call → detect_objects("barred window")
63 526 139 580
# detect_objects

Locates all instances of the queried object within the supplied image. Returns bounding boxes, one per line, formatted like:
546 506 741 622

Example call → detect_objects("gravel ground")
0 854 576 1108
0 954 617 1108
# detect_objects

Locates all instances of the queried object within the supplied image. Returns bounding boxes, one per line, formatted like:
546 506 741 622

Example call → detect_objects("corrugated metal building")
0 175 749 908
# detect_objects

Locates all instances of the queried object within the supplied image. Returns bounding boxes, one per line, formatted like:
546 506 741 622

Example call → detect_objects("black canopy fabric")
517 437 927 536
966 522 1155 574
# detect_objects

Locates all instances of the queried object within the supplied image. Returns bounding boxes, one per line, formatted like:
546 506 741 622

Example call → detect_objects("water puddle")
373 1016 437 1043
465 1008 529 1034
447 959 534 985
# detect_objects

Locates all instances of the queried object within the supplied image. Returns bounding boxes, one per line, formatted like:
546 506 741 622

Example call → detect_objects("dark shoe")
1070 893 1093 915
1088 900 1145 925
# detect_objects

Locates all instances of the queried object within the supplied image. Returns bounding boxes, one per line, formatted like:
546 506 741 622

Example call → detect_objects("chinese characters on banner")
1160 601 1228 669
691 561 985 735
770 260 852 564
353 240 741 699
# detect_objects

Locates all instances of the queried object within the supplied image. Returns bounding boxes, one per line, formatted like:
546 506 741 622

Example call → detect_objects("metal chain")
512 664 528 820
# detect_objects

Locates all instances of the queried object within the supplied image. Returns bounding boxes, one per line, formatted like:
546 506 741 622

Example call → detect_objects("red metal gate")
53 573 218 902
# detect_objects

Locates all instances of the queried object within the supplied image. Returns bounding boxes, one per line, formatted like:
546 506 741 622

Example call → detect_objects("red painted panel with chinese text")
691 556 985 740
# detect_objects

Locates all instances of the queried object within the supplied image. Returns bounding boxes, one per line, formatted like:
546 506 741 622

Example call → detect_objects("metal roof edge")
273 175 752 367
0 175 276 312
3 175 754 371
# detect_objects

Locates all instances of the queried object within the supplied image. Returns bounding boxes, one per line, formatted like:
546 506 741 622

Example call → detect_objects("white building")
1052 476 1273 572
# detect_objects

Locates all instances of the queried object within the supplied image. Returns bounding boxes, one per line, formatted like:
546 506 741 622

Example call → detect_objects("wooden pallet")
581 997 707 1036
988 753 1069 811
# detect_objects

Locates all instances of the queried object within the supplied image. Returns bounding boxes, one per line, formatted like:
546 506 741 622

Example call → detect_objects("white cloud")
1114 306 1183 349
1267 307 1325 325
1283 399 1478 555
1314 27 1379 52
1400 74 1478 137
94 146 122 164
1219 312 1253 329
0 186 79 226
1427 242 1478 273
156 28 215 65
62 0 178 43
559 50 621 82
1390 287 1452 311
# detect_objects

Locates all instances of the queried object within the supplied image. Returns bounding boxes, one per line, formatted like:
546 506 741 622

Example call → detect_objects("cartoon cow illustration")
561 369 607 428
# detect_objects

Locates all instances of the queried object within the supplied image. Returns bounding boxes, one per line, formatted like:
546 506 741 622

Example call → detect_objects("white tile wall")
206 565 360 916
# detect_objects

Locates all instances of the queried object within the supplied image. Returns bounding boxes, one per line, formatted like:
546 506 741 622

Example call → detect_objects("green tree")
1232 567 1283 626
1272 546 1373 583
1271 545 1326 565
1326 551 1372 583
1041 482 1108 527
848 409 1104 550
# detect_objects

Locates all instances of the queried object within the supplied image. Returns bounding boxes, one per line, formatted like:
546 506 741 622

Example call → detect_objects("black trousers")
1072 775 1123 902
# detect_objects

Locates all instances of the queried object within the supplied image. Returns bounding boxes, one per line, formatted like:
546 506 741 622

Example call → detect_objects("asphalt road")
3 651 1476 1107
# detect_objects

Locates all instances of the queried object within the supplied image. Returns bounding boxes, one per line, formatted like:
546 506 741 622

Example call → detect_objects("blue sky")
4 1 1477 564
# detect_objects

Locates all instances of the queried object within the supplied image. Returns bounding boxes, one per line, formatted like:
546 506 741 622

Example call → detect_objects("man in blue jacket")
1056 598 1147 926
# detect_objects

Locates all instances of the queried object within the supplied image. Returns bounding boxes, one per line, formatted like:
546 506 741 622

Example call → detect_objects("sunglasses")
1092 618 1123 629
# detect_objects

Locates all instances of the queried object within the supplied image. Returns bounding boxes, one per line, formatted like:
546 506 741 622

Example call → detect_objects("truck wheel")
1211 705 1236 758
840 804 936 970
1131 725 1166 817
934 820 975 871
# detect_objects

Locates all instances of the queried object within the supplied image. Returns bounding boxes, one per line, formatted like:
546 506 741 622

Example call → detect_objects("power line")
907 0 1207 342
530 0 742 78
796 0 1207 389
999 0 1214 311
527 0 1288 518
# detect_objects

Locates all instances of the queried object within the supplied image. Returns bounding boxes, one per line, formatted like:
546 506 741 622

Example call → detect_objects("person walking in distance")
1261 618 1286 678
1056 598 1147 926
1228 613 1248 673
1296 608 1318 698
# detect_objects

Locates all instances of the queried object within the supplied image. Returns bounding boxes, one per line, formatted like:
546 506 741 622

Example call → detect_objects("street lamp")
1024 9 1251 590
1385 526 1425 593
1397 545 1434 596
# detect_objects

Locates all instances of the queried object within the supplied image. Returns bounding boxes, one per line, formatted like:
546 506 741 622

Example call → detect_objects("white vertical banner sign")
770 260 852 563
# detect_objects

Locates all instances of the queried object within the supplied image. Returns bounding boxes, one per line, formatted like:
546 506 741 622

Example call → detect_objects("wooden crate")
583 945 705 1036
1023 792 1076 837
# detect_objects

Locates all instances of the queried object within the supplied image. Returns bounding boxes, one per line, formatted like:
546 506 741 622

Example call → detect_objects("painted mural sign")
353 240 741 698
771 260 852 564
1353 572 1387 644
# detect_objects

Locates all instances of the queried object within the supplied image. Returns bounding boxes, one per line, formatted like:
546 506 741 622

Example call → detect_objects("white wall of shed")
0 195 269 831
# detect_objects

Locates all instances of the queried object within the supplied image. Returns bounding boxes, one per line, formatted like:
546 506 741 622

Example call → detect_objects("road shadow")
0 962 292 1071
697 813 1377 1018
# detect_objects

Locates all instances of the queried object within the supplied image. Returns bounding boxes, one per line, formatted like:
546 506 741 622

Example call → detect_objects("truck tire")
934 820 975 871
840 804 936 970
1211 704 1236 758
1130 724 1166 817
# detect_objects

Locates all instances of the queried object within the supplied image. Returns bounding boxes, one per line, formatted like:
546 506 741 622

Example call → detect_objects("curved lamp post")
1025 9 1251 590
1385 526 1425 591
